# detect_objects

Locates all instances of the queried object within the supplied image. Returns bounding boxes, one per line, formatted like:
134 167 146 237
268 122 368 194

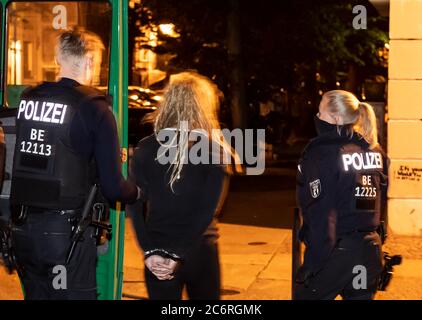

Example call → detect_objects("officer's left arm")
71 98 139 204
298 146 339 276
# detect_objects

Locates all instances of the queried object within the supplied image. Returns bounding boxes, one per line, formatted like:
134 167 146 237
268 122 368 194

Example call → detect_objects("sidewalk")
122 221 422 300
122 221 292 300
1 220 422 300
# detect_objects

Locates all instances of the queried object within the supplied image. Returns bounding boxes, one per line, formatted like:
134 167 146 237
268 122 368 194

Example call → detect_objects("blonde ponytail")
355 102 378 149
323 90 379 149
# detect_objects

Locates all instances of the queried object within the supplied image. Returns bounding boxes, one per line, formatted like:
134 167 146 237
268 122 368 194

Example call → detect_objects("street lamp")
158 23 180 38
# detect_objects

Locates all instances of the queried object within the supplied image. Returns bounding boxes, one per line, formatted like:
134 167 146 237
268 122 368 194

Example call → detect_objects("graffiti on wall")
394 165 422 182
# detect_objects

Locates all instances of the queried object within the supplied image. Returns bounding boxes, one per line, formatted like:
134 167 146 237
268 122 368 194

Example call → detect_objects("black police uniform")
10 78 138 300
294 116 388 300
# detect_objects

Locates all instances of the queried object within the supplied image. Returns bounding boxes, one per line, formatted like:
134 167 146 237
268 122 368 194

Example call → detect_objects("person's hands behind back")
144 255 180 280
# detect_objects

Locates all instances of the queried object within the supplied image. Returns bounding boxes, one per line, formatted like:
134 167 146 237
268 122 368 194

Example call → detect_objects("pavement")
3 220 422 300
1 166 422 300
123 221 293 300
122 220 422 300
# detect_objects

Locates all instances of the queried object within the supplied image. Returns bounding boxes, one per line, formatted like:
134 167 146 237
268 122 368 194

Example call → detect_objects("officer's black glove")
295 266 313 287
0 219 15 274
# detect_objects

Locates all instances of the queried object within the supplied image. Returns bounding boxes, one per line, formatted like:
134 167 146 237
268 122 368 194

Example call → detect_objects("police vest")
298 132 387 235
11 82 103 210
337 141 386 233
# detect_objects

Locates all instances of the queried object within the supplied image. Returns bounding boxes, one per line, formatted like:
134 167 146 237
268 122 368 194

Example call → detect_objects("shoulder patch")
309 179 321 199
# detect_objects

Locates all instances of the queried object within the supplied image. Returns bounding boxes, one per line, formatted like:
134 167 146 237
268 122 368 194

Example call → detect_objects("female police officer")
294 90 388 300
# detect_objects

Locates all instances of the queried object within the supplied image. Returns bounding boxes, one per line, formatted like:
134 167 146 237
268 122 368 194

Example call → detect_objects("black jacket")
127 132 229 260
14 78 138 205
296 121 388 276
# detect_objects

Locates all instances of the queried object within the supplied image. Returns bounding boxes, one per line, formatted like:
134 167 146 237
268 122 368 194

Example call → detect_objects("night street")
0 166 298 300
220 169 297 229
3 165 422 300
1 0 422 305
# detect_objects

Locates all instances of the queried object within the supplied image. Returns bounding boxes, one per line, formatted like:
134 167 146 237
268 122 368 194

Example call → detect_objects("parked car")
128 86 162 147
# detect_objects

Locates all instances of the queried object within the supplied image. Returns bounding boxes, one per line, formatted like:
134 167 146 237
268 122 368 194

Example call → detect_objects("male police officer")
10 30 141 300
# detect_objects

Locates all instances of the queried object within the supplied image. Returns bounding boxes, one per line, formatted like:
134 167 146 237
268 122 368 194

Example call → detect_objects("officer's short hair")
57 29 90 60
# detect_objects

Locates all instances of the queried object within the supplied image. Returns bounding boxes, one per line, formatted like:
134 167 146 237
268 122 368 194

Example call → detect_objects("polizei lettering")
18 100 68 124
342 152 383 172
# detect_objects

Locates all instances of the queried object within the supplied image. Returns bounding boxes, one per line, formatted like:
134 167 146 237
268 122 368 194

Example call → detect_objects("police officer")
294 90 388 300
10 30 141 300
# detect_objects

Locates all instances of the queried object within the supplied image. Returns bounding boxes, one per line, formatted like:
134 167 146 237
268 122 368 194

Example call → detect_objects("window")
4 1 112 108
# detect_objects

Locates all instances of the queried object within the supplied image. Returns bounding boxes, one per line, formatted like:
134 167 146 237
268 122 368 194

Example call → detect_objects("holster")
0 220 16 274
377 221 387 245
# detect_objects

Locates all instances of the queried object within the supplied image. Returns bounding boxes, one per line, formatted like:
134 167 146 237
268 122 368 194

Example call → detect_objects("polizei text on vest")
18 100 68 124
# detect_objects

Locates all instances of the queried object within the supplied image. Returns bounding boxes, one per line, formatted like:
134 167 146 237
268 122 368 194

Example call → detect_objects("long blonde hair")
323 90 379 149
154 71 240 191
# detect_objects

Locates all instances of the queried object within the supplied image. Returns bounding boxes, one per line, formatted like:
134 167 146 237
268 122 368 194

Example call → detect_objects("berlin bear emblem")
309 179 321 199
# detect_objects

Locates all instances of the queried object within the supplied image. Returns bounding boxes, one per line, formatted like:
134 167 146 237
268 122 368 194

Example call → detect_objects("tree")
129 0 388 132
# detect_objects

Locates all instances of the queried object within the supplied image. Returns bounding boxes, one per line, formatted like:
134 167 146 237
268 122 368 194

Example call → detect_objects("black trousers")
11 209 97 300
294 231 383 300
145 236 221 300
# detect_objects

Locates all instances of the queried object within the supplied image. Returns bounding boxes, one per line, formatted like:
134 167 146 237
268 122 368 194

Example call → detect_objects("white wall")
388 0 422 236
